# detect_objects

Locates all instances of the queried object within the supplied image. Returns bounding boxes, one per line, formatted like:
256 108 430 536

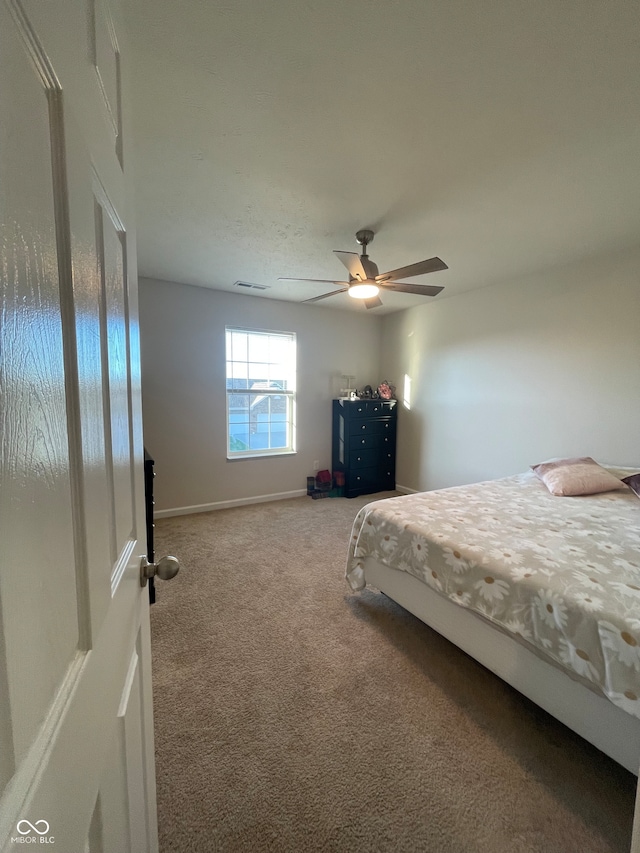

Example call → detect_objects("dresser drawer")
348 417 396 437
347 465 395 493
350 448 380 469
366 400 395 416
349 433 382 451
380 448 395 467
347 467 379 491
346 400 395 417
348 401 370 417
378 467 395 490
349 432 395 451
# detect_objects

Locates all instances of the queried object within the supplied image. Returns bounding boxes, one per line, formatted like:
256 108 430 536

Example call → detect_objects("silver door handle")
140 555 180 587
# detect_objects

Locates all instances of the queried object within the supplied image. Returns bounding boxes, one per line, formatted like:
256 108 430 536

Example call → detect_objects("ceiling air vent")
233 281 269 291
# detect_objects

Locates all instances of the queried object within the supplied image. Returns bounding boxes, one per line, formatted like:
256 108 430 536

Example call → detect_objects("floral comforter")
346 470 640 719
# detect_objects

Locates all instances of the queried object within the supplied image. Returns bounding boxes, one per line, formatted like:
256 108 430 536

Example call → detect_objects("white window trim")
225 326 297 460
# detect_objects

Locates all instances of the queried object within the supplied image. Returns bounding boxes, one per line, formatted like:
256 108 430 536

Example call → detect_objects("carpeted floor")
151 494 636 853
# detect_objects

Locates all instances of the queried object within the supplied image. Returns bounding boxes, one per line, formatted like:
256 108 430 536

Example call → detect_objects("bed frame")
363 556 640 776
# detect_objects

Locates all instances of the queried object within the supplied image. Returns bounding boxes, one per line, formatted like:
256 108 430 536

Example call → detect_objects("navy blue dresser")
332 399 397 498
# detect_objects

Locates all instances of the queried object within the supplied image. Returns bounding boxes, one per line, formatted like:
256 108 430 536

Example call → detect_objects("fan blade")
334 251 367 281
278 277 349 286
303 287 348 304
376 257 448 283
364 296 383 309
378 281 444 297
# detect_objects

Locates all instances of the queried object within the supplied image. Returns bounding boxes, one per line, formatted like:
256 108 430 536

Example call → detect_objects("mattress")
346 469 640 719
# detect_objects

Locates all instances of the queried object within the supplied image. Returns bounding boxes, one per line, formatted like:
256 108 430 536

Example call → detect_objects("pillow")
531 456 627 496
622 473 640 498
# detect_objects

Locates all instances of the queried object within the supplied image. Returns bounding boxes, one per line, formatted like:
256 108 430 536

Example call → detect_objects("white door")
0 0 166 850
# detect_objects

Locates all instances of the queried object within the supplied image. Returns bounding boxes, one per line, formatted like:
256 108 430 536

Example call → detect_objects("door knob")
140 555 180 587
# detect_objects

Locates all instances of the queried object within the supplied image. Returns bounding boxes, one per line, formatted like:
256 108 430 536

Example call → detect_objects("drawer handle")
356 457 361 461
361 425 366 430
357 407 363 412
361 439 366 444
356 476 361 481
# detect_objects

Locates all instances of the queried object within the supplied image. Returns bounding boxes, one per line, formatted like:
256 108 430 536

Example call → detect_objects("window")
225 327 296 458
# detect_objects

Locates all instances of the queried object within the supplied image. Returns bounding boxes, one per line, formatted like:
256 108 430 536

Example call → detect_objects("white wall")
381 246 640 492
139 278 383 512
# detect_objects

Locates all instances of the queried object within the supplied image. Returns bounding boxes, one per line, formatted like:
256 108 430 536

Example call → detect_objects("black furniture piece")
332 398 397 498
143 448 156 604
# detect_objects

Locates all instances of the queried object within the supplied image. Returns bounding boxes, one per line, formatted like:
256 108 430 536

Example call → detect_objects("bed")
346 466 640 774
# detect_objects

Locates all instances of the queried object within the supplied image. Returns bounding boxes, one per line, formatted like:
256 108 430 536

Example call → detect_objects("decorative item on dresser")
332 398 397 498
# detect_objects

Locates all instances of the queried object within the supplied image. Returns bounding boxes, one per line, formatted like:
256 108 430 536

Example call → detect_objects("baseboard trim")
155 489 307 519
395 483 418 495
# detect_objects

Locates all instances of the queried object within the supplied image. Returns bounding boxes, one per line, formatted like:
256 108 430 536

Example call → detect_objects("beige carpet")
151 494 636 853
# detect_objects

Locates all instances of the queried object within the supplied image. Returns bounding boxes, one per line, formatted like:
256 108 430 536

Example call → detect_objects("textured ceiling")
124 0 640 315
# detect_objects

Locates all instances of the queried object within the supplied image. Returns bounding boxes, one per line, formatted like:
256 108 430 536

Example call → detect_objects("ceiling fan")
279 230 447 309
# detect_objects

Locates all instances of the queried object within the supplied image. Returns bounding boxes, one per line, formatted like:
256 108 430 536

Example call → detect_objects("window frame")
225 326 297 460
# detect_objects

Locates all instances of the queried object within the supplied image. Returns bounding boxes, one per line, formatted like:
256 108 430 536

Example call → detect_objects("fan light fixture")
348 281 379 299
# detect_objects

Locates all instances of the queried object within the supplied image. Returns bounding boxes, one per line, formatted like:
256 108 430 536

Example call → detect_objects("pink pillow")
531 457 627 497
